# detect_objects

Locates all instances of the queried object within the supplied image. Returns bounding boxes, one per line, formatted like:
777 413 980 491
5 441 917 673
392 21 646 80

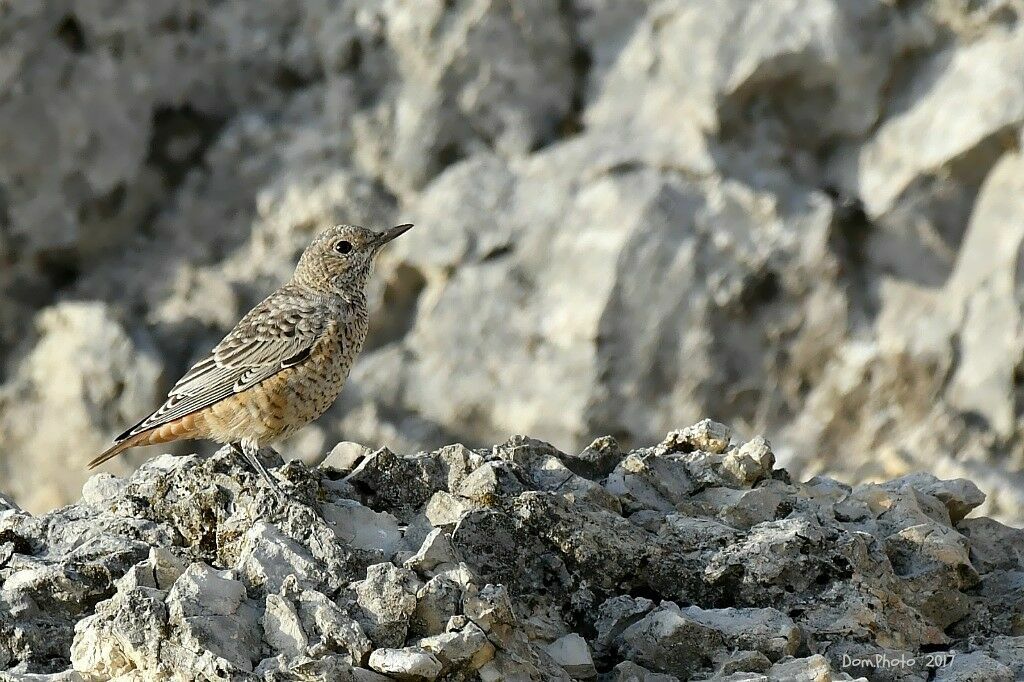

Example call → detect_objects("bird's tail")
87 431 154 469
88 413 206 469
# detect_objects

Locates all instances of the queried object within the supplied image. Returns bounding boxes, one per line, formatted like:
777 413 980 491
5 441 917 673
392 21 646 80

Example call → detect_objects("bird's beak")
374 223 414 248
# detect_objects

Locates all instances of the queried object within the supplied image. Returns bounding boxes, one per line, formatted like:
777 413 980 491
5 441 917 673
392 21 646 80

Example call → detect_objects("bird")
88 223 414 498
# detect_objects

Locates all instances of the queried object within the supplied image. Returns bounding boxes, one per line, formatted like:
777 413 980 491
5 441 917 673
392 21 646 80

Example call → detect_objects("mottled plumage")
89 223 414 491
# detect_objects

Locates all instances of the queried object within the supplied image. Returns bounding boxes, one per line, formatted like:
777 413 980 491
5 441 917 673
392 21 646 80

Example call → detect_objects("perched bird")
88 223 414 496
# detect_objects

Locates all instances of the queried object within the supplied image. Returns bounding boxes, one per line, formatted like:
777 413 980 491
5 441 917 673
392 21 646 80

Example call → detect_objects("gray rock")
594 596 657 656
403 528 459 575
765 654 862 681
354 563 423 649
606 451 694 513
321 498 403 558
609 661 680 681
456 461 527 506
662 419 733 455
165 563 261 674
321 442 373 475
933 652 1014 682
544 633 596 679
235 521 320 594
565 436 625 480
346 449 444 522
423 491 478 529
262 577 373 667
617 603 799 678
367 646 442 682
410 575 463 639
415 620 494 673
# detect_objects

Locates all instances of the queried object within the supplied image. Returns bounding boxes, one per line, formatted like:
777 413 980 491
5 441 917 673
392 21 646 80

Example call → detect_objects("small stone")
321 498 403 556
766 654 850 680
416 620 494 671
263 593 308 659
890 473 987 524
166 563 261 673
714 649 771 675
403 528 459 573
544 633 596 679
933 652 1014 681
236 522 319 594
424 491 476 528
117 546 187 591
368 646 443 681
410 575 463 638
662 420 732 454
721 436 775 488
595 596 656 653
565 436 624 480
344 448 440 521
456 461 526 506
354 563 423 648
463 584 517 641
81 473 126 508
617 604 799 679
294 588 373 665
354 668 395 682
321 441 373 475
610 661 681 681
605 451 693 512
150 547 189 591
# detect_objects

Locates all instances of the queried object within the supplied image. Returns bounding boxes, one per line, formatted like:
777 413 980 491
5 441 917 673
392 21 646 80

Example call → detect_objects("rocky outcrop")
3 0 1024 522
1 422 1022 680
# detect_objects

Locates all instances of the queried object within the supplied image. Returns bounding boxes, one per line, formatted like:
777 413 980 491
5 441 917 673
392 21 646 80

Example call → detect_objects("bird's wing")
116 288 331 441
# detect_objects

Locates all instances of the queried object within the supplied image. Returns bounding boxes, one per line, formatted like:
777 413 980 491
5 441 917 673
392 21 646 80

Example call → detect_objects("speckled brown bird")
88 223 414 495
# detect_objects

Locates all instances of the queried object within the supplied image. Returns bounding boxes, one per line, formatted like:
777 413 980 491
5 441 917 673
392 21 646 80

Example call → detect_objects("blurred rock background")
2 0 1024 519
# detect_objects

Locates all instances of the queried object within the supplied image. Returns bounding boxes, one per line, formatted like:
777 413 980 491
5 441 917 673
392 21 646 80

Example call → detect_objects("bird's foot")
231 441 290 504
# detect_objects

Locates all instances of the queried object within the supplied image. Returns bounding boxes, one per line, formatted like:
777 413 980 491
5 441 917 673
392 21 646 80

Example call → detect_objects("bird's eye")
334 240 353 254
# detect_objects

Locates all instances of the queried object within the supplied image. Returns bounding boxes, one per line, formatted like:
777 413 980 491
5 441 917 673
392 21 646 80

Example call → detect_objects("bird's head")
292 223 413 295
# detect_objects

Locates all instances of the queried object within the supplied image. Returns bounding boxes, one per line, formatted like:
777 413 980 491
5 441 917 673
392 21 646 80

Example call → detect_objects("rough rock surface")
1 423 1022 680
4 1 1024 522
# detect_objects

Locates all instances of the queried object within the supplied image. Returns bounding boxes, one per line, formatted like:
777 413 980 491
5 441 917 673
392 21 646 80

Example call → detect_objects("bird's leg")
232 438 288 502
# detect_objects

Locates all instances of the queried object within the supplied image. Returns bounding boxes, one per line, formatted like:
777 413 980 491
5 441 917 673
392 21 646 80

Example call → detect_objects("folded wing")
116 288 330 442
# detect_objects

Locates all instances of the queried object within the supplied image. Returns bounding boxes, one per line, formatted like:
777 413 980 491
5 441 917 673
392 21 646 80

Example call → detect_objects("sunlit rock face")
2 1 1024 522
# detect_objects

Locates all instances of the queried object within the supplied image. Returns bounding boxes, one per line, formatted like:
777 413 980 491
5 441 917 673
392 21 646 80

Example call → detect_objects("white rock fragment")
368 646 443 681
166 563 261 673
424 491 476 528
355 563 423 648
321 441 373 474
81 473 126 508
322 498 403 556
236 522 319 594
263 593 308 659
403 528 458 573
544 633 597 679
416 619 495 672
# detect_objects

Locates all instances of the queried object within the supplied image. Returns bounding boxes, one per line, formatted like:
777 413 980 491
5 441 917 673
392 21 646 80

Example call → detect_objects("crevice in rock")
54 14 86 53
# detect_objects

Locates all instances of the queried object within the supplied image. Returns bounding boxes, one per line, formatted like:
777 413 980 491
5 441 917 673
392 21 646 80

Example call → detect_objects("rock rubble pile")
2 421 1023 681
